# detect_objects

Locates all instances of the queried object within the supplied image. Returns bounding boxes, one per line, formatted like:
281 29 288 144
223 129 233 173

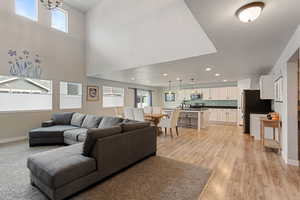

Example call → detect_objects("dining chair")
152 106 162 114
114 107 124 118
158 109 180 137
144 106 152 114
124 107 135 120
133 108 145 122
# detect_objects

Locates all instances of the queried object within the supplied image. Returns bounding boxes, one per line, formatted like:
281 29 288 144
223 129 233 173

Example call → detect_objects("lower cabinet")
208 109 237 123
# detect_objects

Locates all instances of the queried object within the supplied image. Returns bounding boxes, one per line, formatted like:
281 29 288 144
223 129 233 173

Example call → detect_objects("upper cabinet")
259 75 274 99
202 88 210 100
176 86 238 102
209 87 238 100
226 87 238 100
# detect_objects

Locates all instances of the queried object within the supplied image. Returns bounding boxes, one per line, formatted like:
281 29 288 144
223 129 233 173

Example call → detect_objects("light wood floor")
157 125 300 200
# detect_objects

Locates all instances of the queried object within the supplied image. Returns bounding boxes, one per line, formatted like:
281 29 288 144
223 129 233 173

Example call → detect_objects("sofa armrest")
41 120 54 127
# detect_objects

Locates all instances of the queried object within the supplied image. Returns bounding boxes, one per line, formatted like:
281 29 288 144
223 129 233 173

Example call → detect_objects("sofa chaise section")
27 124 156 200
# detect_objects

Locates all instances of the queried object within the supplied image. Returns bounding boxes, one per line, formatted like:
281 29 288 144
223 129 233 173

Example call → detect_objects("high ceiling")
65 0 100 12
67 0 300 87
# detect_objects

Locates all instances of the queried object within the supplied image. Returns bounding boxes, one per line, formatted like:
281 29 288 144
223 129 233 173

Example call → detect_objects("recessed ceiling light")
223 79 228 82
236 2 265 23
131 77 135 81
176 77 181 81
215 73 221 77
205 67 212 71
163 73 168 77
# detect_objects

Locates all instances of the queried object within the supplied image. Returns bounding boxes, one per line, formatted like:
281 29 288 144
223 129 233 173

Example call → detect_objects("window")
51 8 68 33
60 82 82 109
15 0 37 21
103 86 124 107
0 75 52 112
136 89 152 108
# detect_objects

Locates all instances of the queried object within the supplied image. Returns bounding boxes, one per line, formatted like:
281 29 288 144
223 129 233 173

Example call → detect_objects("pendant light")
40 0 64 10
168 80 172 94
190 78 197 94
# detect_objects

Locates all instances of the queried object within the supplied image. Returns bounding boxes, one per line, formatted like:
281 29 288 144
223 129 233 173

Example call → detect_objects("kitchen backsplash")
184 99 238 107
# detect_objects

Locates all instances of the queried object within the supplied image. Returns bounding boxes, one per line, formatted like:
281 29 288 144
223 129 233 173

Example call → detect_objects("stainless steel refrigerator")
242 90 272 133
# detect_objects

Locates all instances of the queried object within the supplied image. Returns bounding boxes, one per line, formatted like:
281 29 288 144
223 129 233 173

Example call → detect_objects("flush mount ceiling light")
215 73 221 77
236 2 265 23
40 0 63 10
205 67 212 71
163 73 168 77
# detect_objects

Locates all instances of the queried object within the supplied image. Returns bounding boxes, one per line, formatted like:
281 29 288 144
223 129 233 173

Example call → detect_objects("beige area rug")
0 141 212 200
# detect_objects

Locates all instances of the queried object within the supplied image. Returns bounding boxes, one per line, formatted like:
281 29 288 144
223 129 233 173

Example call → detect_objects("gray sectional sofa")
27 112 156 200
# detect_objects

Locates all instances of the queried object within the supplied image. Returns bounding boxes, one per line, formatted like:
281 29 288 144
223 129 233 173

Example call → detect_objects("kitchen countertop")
163 106 237 111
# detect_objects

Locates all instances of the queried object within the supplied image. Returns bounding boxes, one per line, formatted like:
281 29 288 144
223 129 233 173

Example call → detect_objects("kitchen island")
163 108 209 132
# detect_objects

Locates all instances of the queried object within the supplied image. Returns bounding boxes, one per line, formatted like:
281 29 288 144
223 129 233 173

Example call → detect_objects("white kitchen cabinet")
210 88 220 100
208 108 237 123
209 109 218 121
217 109 227 121
227 109 237 123
226 87 238 100
202 88 210 100
259 75 274 99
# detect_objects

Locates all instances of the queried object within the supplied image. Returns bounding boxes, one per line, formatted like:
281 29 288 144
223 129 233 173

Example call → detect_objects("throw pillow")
82 115 102 129
70 113 86 127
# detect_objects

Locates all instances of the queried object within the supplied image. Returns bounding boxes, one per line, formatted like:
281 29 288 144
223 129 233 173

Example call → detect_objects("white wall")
85 77 162 116
0 0 86 142
270 24 300 166
85 0 216 75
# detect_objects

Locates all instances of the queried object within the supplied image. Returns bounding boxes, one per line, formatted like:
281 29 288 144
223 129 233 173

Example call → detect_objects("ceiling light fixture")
176 77 181 81
215 73 221 77
40 0 64 10
131 77 135 81
236 2 265 23
205 67 212 71
223 79 228 82
163 73 168 77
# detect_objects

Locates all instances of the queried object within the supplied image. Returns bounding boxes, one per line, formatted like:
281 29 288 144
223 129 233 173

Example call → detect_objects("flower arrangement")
8 49 42 79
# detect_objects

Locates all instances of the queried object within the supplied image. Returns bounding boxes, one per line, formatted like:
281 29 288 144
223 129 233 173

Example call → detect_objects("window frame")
59 81 82 110
14 0 38 22
51 7 69 33
102 86 125 108
0 75 53 113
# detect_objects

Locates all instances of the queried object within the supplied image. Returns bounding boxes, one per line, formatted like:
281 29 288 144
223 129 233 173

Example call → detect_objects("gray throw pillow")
51 112 74 125
70 113 86 127
98 116 123 129
81 115 102 129
121 121 150 132
82 126 122 156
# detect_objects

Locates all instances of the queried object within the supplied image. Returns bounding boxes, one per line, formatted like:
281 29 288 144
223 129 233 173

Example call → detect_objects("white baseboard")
0 136 27 144
287 159 300 167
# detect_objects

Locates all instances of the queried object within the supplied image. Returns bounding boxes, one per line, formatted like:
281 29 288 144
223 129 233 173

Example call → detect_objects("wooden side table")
260 117 282 152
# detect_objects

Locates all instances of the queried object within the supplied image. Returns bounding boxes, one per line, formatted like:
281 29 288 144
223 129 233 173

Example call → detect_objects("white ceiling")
64 0 100 12
85 0 217 75
68 0 300 87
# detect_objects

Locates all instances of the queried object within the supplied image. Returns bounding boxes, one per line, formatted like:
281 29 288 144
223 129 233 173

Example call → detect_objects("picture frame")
87 85 99 101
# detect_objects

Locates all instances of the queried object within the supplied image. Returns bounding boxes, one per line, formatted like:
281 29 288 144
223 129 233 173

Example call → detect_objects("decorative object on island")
8 50 42 79
40 0 64 10
87 85 99 101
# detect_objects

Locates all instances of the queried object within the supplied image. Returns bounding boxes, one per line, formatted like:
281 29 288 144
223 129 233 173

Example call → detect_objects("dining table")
144 113 168 135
